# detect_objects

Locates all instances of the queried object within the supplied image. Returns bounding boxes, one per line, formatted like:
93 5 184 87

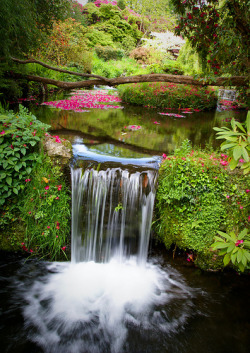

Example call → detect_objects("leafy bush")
155 141 250 271
162 60 184 75
19 155 71 260
95 46 125 61
0 106 49 206
92 55 141 78
85 28 115 47
214 113 250 174
212 228 250 272
118 82 218 110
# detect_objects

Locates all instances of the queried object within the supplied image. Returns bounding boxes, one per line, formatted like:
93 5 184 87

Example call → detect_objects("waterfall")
71 167 158 264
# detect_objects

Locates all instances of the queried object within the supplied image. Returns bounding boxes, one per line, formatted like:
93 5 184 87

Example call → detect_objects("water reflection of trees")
31 104 246 154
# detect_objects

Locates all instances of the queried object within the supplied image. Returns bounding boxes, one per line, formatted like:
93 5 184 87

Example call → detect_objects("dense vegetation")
155 134 250 272
0 106 71 259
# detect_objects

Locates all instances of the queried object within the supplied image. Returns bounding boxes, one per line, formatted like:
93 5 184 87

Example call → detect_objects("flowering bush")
19 155 70 260
118 82 217 110
0 105 49 206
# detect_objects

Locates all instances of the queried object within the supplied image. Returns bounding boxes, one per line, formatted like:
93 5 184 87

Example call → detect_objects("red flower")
45 185 50 190
61 246 66 251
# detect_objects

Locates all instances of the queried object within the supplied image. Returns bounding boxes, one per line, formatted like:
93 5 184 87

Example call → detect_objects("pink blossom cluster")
235 239 244 247
41 91 123 111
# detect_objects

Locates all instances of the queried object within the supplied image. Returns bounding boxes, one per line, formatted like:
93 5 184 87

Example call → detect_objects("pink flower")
45 185 50 190
226 195 230 199
0 131 5 135
10 144 14 149
248 216 250 222
29 122 32 125
239 159 245 163
28 211 31 214
240 206 243 209
57 185 62 191
56 196 59 200
25 178 31 182
162 153 167 160
235 240 244 247
153 121 160 124
246 189 250 193
61 246 66 251
47 226 50 229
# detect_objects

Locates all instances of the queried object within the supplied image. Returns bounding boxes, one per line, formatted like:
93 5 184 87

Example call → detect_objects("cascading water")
10 162 197 353
71 167 157 264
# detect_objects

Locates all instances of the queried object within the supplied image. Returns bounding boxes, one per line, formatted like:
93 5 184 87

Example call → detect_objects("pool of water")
0 251 249 353
29 91 247 158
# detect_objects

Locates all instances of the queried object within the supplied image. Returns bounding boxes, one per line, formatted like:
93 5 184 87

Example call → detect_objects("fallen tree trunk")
9 71 248 89
7 57 249 88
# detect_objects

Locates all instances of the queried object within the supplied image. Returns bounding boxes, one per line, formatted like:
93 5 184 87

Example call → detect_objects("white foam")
22 258 194 353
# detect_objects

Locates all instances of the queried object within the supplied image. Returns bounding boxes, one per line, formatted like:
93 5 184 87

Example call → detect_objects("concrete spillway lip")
72 144 161 170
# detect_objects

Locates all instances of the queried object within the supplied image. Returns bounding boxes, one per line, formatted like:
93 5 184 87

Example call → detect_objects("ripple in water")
17 257 196 353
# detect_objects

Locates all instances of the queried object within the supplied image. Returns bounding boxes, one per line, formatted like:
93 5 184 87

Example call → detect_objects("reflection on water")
32 100 247 157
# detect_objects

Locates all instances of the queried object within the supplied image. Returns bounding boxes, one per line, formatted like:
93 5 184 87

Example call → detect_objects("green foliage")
95 46 125 61
214 113 250 174
155 140 250 270
19 155 71 260
35 18 92 69
92 55 141 78
85 28 115 47
0 106 50 206
118 82 218 110
162 60 184 75
211 228 250 272
0 0 72 57
171 0 249 77
176 41 203 76
117 0 126 10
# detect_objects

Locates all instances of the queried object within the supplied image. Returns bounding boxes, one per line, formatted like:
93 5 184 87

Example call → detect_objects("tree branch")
10 57 112 82
8 71 248 88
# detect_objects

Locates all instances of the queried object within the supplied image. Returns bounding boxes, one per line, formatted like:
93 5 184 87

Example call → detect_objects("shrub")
85 28 115 47
19 155 71 260
0 105 49 206
155 141 250 271
118 82 218 110
95 46 125 61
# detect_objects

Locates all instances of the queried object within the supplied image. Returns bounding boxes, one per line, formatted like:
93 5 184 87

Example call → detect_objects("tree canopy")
171 0 249 77
0 0 73 58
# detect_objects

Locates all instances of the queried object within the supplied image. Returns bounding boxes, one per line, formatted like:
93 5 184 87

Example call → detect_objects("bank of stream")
0 89 249 353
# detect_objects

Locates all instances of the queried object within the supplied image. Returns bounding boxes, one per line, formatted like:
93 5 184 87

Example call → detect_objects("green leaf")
231 253 237 264
238 263 245 272
6 176 12 185
223 253 231 266
229 158 238 170
243 250 250 261
241 255 247 267
226 243 235 253
237 249 243 263
233 146 243 160
238 228 248 240
242 147 249 162
221 143 237 150
218 249 227 256
21 147 26 155
13 188 18 195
